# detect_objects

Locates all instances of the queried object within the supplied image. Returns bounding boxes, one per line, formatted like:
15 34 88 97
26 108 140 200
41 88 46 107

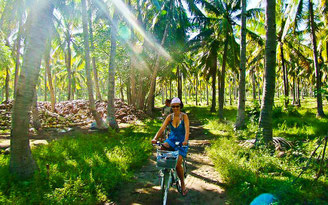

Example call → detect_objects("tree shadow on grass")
113 109 227 204
114 154 227 205
233 169 328 204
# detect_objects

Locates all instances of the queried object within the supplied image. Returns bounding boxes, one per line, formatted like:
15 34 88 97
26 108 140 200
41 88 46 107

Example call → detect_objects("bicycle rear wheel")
161 169 171 205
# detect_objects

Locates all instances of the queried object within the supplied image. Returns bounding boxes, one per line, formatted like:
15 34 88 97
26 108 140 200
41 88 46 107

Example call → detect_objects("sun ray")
109 0 172 60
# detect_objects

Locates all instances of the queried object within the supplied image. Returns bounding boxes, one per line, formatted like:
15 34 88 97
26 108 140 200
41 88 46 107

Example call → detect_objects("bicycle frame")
153 142 187 205
157 153 187 205
160 168 176 205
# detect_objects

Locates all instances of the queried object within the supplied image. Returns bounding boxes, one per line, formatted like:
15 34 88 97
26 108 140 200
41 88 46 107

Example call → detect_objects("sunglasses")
171 105 180 108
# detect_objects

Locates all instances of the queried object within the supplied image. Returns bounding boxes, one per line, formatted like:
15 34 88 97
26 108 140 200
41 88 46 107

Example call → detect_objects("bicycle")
153 141 188 205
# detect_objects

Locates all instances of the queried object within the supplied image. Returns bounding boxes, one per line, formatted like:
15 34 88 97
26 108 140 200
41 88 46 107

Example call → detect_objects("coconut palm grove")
0 0 327 204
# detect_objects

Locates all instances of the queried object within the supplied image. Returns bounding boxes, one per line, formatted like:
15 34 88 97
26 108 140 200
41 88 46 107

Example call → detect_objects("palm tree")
81 0 106 129
14 0 24 97
44 38 56 112
257 0 276 145
10 0 54 179
193 39 219 112
0 0 26 99
146 0 173 114
309 0 325 117
187 0 260 119
107 9 119 130
280 0 325 114
56 0 80 100
235 0 247 129
0 39 11 103
88 0 102 101
276 0 290 108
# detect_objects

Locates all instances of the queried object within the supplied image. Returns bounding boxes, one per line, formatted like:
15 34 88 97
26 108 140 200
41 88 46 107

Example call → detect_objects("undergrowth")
0 121 158 204
185 100 328 204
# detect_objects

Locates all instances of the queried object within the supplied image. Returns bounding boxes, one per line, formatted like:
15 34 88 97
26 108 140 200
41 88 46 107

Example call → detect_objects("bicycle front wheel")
161 169 171 205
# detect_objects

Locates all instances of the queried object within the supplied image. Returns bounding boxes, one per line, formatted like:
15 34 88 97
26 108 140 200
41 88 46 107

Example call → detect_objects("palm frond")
184 0 206 18
246 28 264 46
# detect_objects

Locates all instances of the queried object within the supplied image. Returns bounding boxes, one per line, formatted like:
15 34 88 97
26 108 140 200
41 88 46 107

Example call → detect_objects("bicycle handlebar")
152 141 188 148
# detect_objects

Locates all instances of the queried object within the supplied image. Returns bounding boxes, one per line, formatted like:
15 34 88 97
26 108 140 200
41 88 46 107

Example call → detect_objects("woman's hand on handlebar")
151 138 157 144
182 140 188 146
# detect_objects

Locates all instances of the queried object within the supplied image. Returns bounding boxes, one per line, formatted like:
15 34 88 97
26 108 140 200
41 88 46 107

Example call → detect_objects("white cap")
171 97 181 105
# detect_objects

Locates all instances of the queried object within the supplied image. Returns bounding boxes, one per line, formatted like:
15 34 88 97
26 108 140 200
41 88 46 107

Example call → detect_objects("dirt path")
114 120 226 205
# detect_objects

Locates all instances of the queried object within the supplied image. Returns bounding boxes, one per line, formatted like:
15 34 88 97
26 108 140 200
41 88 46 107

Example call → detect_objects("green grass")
185 100 328 204
1 99 327 204
0 117 162 204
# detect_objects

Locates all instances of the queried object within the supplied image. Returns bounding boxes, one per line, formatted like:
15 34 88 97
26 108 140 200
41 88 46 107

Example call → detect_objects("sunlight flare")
110 0 172 60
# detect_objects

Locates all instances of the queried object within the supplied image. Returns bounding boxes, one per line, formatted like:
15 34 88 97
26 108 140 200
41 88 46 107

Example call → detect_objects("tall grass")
186 101 328 204
0 120 160 204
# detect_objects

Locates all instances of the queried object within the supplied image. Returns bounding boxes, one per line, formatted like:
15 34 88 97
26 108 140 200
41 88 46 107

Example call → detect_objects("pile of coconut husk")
0 99 146 130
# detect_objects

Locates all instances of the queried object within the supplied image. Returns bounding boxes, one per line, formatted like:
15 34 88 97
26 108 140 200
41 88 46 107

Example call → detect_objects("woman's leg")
176 155 187 193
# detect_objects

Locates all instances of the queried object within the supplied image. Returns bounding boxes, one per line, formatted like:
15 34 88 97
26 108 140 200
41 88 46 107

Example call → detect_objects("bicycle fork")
160 169 181 205
160 169 171 205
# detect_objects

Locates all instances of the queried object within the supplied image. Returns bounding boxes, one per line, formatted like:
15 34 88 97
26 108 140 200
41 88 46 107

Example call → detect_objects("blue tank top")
168 113 186 143
164 113 188 158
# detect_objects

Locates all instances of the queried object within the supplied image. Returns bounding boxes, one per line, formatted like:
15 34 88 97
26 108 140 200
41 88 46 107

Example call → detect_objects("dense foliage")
0 122 158 204
183 100 328 204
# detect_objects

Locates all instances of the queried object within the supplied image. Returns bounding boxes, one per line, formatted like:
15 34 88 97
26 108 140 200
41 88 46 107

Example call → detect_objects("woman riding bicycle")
152 97 189 196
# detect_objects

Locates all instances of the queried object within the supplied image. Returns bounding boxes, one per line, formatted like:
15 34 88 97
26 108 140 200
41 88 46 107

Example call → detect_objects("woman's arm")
152 115 170 142
183 114 190 145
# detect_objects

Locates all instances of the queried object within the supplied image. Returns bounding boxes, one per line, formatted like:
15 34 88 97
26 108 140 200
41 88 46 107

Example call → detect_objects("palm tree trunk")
280 43 289 107
136 82 142 109
88 2 102 101
185 83 188 104
127 80 131 104
135 70 146 110
120 77 124 101
258 72 261 104
14 18 22 97
10 1 54 179
1 88 3 102
81 0 106 129
251 69 256 101
5 66 9 102
206 82 209 105
326 41 328 67
188 85 191 101
292 72 296 105
170 79 172 99
297 71 301 106
150 80 156 110
130 54 137 105
195 76 198 106
165 81 167 100
219 34 228 119
146 0 172 114
236 0 247 129
45 39 56 112
257 0 276 145
66 30 72 101
210 57 217 112
309 0 325 117
44 71 47 101
177 65 182 100
31 92 41 130
162 86 164 104
200 82 203 104
229 81 232 105
127 0 136 106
